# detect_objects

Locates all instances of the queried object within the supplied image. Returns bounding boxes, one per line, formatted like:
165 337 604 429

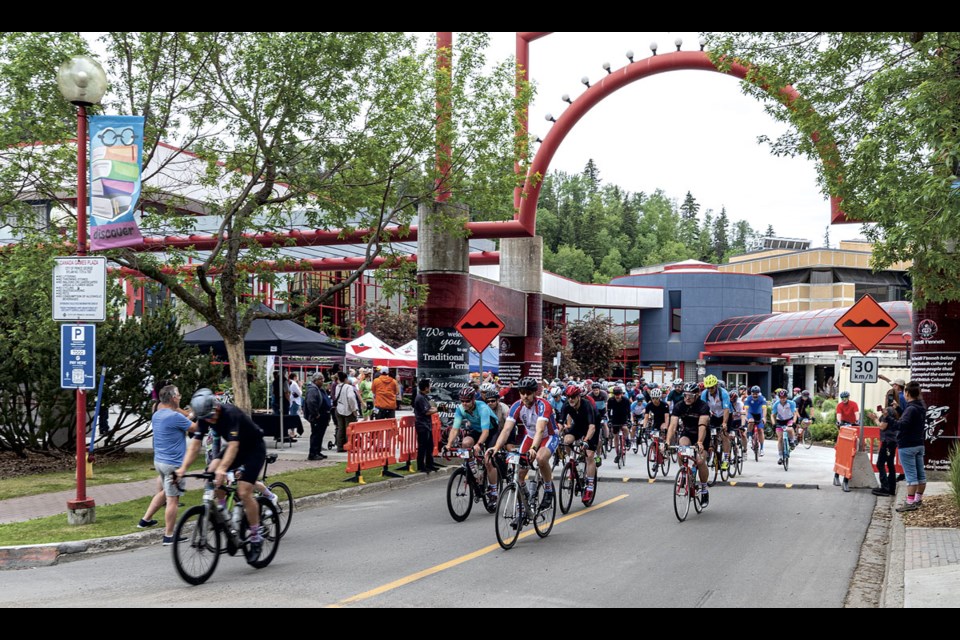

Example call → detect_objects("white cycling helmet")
649 387 662 399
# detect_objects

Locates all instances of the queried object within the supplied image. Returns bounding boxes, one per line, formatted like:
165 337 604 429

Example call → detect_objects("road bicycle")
776 419 794 471
670 445 704 522
443 447 499 522
613 425 628 469
494 450 556 550
260 453 293 538
646 426 670 479
559 440 596 514
172 471 281 585
796 418 813 449
727 425 744 478
631 418 646 455
705 425 726 486
749 419 765 462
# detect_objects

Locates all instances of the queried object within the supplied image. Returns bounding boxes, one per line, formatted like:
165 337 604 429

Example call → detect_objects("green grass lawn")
0 452 206 501
0 463 418 546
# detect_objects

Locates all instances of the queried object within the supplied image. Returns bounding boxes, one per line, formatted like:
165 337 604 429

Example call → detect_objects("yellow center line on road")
327 493 630 608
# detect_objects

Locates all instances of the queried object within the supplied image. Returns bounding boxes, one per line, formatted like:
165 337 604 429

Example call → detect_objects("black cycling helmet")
483 388 500 401
682 382 699 394
591 382 601 390
459 385 476 402
750 385 761 394
840 390 850 398
518 377 539 392
190 388 219 419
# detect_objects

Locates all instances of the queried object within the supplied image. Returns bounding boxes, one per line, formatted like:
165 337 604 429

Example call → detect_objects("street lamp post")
57 55 107 523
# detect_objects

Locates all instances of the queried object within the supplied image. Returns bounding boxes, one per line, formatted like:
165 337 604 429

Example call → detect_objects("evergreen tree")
823 225 831 248
714 206 730 261
583 158 601 193
678 191 701 248
698 210 715 262
765 224 776 237
732 220 753 254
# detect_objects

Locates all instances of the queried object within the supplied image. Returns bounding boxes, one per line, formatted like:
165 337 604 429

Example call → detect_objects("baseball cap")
379 366 389 374
892 378 906 387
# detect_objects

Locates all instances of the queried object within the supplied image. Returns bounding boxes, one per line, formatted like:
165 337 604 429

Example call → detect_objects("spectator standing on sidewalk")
881 381 926 512
333 371 362 452
414 378 439 472
304 372 331 460
372 366 400 420
137 385 196 545
358 368 374 418
287 373 303 442
871 388 901 497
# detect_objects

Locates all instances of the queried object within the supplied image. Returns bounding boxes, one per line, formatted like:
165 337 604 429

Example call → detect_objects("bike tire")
782 439 790 471
803 425 813 449
534 481 556 538
559 464 575 514
735 448 744 475
661 450 671 477
267 481 293 539
640 434 649 457
495 484 522 550
673 469 691 522
446 467 474 522
247 495 281 568
647 445 658 479
753 437 759 462
617 438 625 470
693 487 703 513
172 505 221 585
707 452 719 487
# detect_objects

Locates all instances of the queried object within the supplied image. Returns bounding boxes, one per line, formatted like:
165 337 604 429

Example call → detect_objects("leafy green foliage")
541 325 579 378
949 444 960 513
707 32 960 304
810 421 839 443
565 312 624 378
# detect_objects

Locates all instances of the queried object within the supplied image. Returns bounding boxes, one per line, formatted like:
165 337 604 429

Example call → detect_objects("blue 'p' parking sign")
61 324 96 389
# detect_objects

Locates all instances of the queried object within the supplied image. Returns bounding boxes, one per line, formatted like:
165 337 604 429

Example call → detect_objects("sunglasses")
519 390 536 396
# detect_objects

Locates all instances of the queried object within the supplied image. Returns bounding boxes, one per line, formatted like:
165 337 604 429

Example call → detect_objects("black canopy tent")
182 308 346 359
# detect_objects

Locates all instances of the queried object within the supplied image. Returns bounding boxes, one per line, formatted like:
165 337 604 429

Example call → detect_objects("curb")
0 464 455 571
844 492 891 607
596 476 820 490
881 485 906 608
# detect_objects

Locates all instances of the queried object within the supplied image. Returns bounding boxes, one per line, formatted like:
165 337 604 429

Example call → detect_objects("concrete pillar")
911 300 960 471
805 365 816 394
416 202 470 404
498 237 543 397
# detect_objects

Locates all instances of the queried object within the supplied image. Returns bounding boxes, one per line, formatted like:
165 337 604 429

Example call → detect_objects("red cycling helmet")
564 384 581 398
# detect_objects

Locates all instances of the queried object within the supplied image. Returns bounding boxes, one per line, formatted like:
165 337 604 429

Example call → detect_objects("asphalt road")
0 468 875 608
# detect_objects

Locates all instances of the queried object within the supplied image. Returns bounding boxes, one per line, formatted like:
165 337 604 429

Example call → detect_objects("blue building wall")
611 270 772 364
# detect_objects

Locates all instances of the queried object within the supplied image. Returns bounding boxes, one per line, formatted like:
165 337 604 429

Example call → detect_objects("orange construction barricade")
345 419 401 484
863 426 904 475
396 416 417 471
833 426 859 492
431 413 443 457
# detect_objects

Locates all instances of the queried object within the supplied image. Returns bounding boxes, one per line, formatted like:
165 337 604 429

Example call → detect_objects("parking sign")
61 324 96 389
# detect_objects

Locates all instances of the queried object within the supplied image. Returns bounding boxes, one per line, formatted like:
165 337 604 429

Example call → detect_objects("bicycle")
705 426 726 486
559 440 596 514
172 471 281 585
796 418 813 449
646 426 670 479
260 452 293 538
443 447 499 522
776 419 794 471
494 450 557 550
727 425 744 478
614 425 627 469
670 445 704 522
749 419 764 462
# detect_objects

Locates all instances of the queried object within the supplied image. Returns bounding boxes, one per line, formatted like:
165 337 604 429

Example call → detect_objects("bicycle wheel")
707 451 719 487
242 496 280 569
646 445 658 479
639 432 649 457
533 481 556 538
673 469 691 522
267 481 293 539
803 425 812 449
172 505 221 585
559 464 575 514
616 436 625 469
495 484 522 550
753 436 759 462
735 447 744 475
446 467 474 522
661 450 671 477
719 452 729 483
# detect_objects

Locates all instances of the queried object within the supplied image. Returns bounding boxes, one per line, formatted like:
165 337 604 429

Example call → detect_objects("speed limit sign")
849 356 879 384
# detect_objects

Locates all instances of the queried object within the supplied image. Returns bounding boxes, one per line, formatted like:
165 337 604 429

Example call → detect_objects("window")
669 290 681 333
727 372 747 390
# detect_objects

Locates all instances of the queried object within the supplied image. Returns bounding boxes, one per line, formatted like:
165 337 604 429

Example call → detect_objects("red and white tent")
345 333 416 368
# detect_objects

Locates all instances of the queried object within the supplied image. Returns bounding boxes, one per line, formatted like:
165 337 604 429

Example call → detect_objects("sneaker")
790 442 797 451
760 449 765 457
308 454 323 460
539 490 555 512
896 502 919 513
268 493 280 510
700 489 709 508
246 540 263 563
777 457 783 465
485 489 498 509
582 486 594 504
138 518 158 529
614 454 621 465
720 460 729 470
162 535 186 546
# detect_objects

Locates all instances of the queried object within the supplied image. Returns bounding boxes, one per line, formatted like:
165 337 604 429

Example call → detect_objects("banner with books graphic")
89 115 144 250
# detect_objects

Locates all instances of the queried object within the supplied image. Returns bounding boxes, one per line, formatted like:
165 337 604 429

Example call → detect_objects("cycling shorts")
680 430 703 447
775 419 794 433
565 424 599 451
520 434 560 455
214 449 265 484
748 412 763 424
609 423 628 434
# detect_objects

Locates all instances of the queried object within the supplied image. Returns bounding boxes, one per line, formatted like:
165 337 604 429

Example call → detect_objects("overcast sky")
472 31 866 245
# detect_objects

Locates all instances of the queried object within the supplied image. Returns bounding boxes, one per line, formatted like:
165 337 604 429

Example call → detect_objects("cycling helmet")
518 377 539 392
612 386 624 395
801 389 810 397
483 388 500 401
718 380 726 389
840 390 851 399
793 387 801 394
698 382 705 391
459 386 476 402
683 382 699 394
591 382 601 390
190 388 219 419
480 382 496 394
777 389 788 398
703 374 718 388
649 387 662 399
550 386 562 398
564 384 581 398
673 378 683 387
750 385 761 394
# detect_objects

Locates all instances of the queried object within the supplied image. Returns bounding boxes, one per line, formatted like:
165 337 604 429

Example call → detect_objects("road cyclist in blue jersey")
771 389 800 466
548 385 565 416
700 375 732 471
446 384 501 505
489 377 560 512
629 393 646 444
744 385 768 457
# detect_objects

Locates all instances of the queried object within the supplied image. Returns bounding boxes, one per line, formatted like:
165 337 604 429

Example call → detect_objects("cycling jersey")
836 400 859 425
548 396 564 416
506 398 557 440
744 394 767 419
700 387 732 418
630 400 645 417
772 399 797 422
729 398 744 425
590 390 608 411
606 395 631 425
665 389 684 407
672 398 710 443
795 397 814 420
561 399 598 448
194 404 266 478
453 400 498 435
645 400 670 430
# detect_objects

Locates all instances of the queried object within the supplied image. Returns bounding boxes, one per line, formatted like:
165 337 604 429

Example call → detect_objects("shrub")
810 421 839 443
950 444 960 513
812 395 826 409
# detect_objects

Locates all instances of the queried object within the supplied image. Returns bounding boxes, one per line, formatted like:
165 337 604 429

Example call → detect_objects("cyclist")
607 385 632 463
666 378 684 411
771 389 799 465
795 389 814 428
560 384 599 504
836 390 860 426
629 392 646 443
445 385 501 502
791 386 802 402
700 375 732 470
489 377 559 511
665 382 711 507
728 390 746 455
744 385 768 457
548 385 565 415
589 382 609 442
189 388 268 562
644 386 670 443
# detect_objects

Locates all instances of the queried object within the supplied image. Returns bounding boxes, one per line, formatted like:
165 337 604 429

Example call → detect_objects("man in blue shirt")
137 384 196 545
446 385 501 504
771 389 799 465
743 386 768 456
